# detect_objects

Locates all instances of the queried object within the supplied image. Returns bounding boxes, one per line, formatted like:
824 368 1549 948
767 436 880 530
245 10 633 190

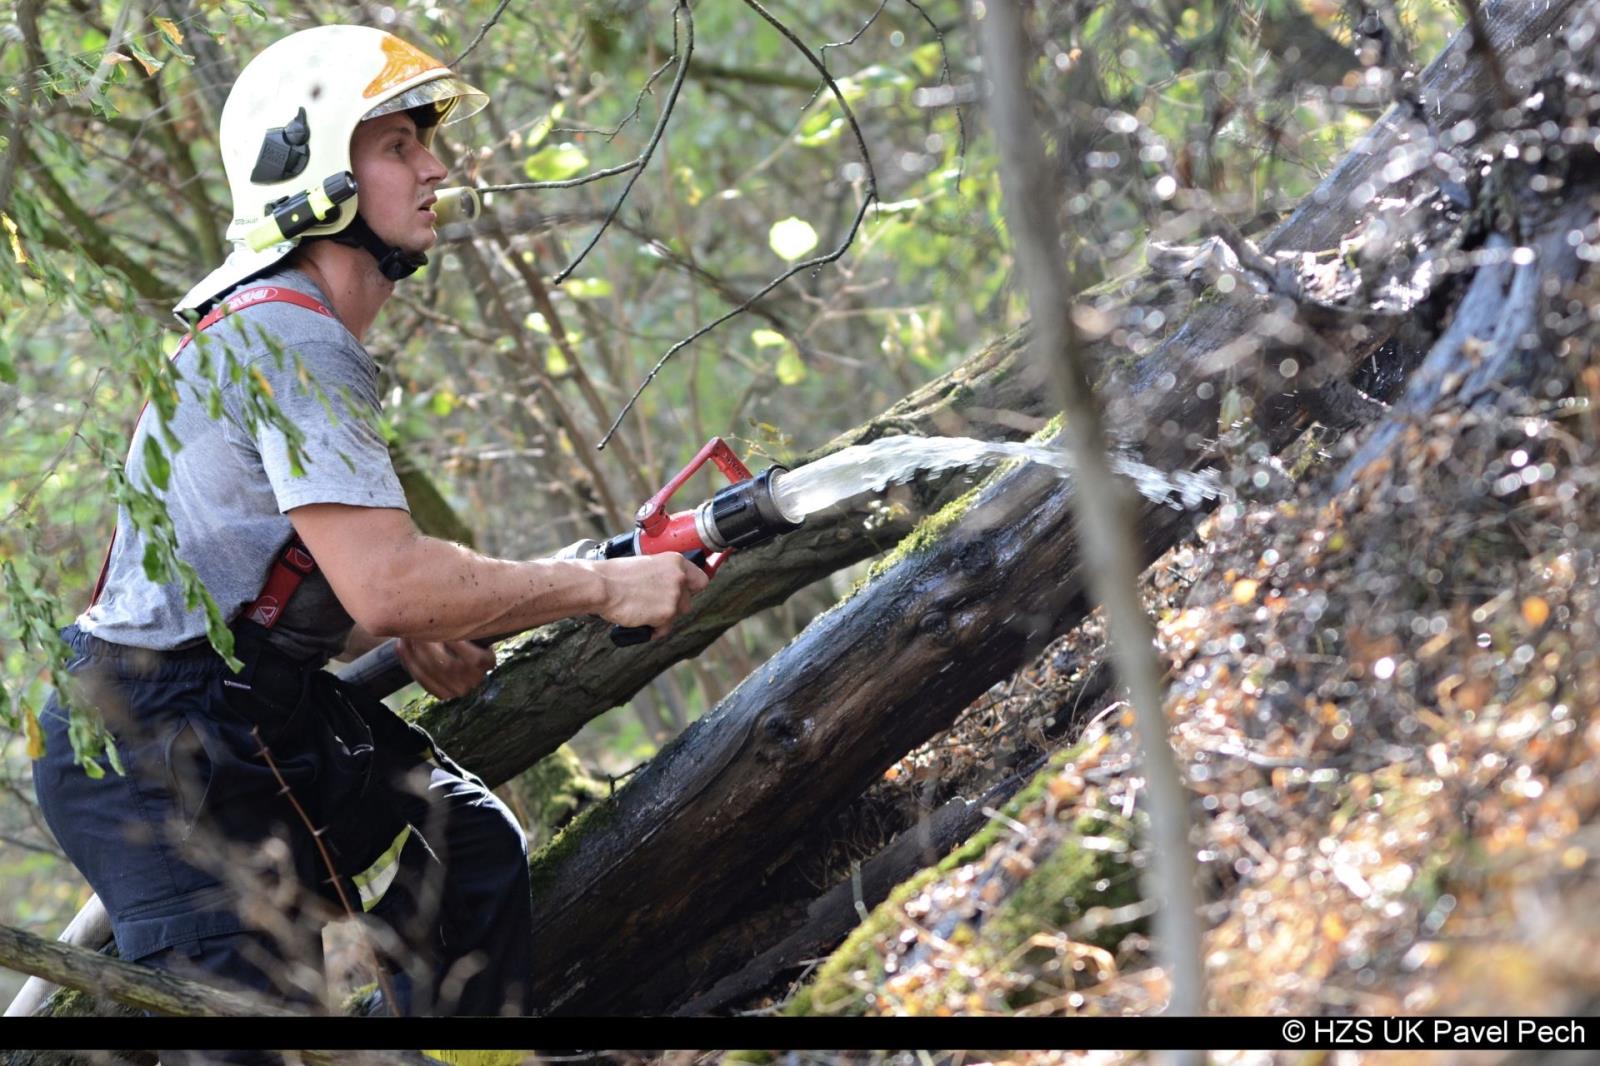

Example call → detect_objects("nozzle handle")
609 625 653 647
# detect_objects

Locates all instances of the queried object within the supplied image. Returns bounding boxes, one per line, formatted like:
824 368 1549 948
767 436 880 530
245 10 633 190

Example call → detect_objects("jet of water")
769 435 1224 521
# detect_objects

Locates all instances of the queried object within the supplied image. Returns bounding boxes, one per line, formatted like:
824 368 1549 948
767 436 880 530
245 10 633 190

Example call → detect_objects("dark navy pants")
33 624 533 1029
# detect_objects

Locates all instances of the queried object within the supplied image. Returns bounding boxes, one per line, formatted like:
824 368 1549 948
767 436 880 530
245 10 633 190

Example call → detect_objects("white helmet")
176 25 487 316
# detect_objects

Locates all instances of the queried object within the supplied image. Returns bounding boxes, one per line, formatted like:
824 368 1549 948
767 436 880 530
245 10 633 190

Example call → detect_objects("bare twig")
0 829 65 859
451 0 513 68
902 0 968 190
252 726 398 1015
477 158 643 194
573 53 680 143
597 0 882 448
797 0 889 119
736 0 879 204
598 194 874 450
547 0 695 284
818 0 891 82
5 367 109 524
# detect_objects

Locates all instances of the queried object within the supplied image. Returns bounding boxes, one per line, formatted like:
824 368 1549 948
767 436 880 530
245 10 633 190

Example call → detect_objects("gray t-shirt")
80 268 409 664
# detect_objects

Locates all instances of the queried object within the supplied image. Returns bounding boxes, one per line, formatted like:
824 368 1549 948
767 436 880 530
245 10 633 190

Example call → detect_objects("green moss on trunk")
786 743 1136 1016
525 795 620 901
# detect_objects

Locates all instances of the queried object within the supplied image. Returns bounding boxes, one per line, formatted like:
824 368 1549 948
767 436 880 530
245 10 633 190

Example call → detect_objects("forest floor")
781 382 1600 1037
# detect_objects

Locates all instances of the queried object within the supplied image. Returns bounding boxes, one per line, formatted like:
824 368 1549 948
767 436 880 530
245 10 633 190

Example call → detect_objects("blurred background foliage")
0 0 1463 1004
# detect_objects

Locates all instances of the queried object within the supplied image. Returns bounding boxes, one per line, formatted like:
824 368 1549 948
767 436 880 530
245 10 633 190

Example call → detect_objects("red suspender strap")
89 287 336 629
243 535 318 628
173 285 335 354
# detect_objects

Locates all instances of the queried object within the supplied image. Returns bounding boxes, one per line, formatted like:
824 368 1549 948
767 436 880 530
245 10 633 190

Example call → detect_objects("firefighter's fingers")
396 638 492 700
679 554 711 593
450 639 497 673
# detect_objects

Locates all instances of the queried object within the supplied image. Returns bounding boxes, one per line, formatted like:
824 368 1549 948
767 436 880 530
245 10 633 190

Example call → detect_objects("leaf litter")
800 380 1600 1033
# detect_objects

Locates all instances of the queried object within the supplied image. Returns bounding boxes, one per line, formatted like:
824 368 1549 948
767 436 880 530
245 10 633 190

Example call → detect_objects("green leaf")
776 348 807 385
128 39 165 76
142 434 171 490
795 116 844 148
153 16 184 48
910 42 946 79
105 738 127 776
565 277 613 299
202 594 241 672
547 346 570 375
430 390 457 417
750 329 788 349
769 217 819 262
522 143 589 182
524 103 565 152
141 541 167 583
874 197 923 216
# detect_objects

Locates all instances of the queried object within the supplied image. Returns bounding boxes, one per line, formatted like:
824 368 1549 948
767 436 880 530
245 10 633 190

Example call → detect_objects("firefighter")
33 24 706 1034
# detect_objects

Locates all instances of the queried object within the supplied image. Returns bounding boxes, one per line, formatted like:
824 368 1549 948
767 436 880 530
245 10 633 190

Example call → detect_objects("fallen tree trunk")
1338 209 1593 486
509 0 1582 1015
675 764 1043 1016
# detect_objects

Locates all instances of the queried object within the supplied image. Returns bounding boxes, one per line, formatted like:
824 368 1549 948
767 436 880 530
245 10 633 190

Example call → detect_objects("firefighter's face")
350 111 448 255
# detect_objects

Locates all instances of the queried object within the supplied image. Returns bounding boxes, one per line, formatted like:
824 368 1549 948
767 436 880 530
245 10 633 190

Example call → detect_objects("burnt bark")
674 768 1040 1016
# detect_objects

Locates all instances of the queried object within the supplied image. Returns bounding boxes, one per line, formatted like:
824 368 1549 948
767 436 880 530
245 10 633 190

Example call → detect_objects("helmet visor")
363 75 489 128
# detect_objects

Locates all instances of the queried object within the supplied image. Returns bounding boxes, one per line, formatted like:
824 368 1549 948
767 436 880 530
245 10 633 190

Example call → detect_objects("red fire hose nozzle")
602 437 803 645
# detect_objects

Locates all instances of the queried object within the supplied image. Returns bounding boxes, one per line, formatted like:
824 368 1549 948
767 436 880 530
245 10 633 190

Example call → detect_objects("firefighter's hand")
395 638 497 699
595 554 710 638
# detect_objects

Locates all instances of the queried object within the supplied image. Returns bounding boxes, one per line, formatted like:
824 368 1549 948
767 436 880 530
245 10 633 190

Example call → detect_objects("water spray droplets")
770 435 1226 521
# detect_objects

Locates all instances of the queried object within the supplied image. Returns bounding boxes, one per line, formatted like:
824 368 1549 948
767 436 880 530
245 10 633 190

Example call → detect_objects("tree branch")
451 0 513 68
0 0 47 217
17 140 173 303
0 921 300 1017
548 0 694 285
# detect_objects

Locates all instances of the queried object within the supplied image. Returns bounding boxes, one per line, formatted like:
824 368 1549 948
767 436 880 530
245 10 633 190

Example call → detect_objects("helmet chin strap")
327 213 427 281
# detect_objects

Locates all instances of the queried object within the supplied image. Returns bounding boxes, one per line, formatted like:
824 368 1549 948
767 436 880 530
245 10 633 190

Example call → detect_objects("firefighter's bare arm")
288 501 709 642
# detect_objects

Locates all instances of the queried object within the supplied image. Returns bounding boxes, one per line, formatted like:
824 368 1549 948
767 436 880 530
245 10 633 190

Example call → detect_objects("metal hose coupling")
694 466 803 552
